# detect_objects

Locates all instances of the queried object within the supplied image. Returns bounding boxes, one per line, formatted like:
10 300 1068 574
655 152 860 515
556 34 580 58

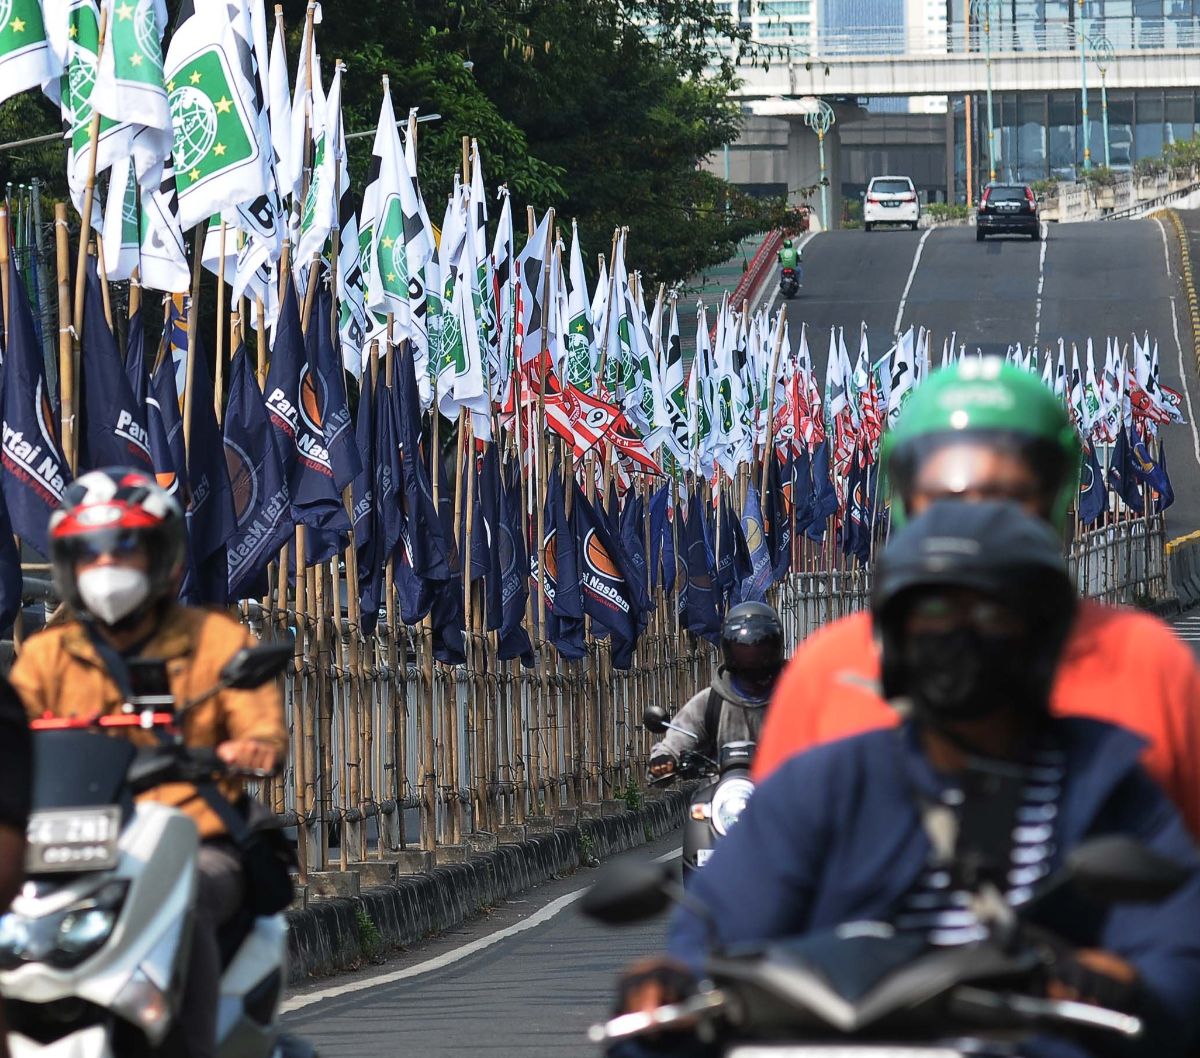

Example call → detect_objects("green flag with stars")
163 0 266 231
93 0 171 190
0 0 60 107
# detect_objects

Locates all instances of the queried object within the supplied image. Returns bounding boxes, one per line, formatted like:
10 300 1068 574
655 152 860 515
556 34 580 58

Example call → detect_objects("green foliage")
353 904 384 962
621 774 643 812
1030 177 1059 196
1081 165 1117 188
924 202 970 221
282 0 788 286
578 829 598 866
1134 156 1167 179
0 93 67 198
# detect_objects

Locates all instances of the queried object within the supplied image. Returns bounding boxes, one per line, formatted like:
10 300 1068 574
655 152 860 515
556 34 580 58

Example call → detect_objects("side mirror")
581 861 673 926
1065 836 1192 904
642 705 669 734
220 641 294 690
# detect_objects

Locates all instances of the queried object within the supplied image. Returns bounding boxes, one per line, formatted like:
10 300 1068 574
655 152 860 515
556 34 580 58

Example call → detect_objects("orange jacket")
754 599 1200 837
11 606 287 840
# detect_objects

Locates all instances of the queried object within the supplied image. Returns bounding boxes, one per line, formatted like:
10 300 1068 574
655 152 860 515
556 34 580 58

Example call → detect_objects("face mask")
902 627 1033 723
76 566 151 625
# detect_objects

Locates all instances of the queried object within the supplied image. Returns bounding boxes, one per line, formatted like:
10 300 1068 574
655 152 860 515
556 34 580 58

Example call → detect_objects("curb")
284 793 685 984
1152 209 1200 378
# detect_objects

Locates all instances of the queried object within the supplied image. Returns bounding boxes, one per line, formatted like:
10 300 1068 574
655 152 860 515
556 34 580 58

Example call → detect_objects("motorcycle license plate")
695 848 714 867
26 807 121 873
720 1041 964 1050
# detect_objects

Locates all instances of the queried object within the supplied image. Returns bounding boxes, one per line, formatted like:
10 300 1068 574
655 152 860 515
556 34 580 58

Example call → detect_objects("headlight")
0 880 127 970
710 777 755 837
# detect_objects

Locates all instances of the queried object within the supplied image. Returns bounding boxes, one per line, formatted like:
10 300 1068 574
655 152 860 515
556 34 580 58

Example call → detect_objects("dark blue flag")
0 488 22 634
1154 440 1174 514
223 344 293 601
311 280 362 491
460 453 489 584
498 456 533 664
572 487 637 645
430 452 466 665
148 355 198 598
842 452 876 566
393 346 451 624
1078 439 1107 526
350 368 381 634
618 490 652 622
648 485 676 597
185 332 237 604
1106 426 1144 514
0 258 70 556
683 490 721 643
479 443 504 632
77 260 153 473
792 443 815 537
807 438 838 541
1132 435 1174 512
738 484 773 604
125 308 149 407
265 278 350 561
765 453 793 583
541 469 585 660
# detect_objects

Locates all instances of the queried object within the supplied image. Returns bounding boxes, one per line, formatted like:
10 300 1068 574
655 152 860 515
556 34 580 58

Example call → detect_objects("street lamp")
801 98 836 231
1089 32 1116 169
970 0 1000 184
1078 0 1091 172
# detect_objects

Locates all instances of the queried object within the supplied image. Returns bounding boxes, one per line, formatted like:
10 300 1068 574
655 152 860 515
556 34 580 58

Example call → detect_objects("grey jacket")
650 667 768 764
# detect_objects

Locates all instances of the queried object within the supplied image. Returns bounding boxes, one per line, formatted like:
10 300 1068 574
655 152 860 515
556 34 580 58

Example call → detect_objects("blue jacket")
665 718 1200 1058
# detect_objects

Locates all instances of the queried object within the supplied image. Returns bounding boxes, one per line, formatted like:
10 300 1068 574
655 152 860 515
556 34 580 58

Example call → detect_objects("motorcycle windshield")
31 731 135 810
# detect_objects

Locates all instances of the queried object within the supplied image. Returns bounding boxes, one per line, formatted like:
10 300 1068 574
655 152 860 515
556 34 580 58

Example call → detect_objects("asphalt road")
281 831 680 1057
776 220 1200 536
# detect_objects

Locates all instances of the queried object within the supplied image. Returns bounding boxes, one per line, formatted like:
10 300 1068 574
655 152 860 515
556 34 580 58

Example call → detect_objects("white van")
863 175 920 231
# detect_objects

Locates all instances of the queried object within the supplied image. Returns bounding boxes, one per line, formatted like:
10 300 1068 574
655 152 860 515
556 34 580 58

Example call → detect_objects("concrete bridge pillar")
781 102 863 231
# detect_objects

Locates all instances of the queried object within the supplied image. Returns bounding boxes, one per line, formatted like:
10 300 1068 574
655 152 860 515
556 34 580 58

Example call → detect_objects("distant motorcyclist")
649 602 783 781
777 239 800 271
614 502 1200 1058
10 469 287 1058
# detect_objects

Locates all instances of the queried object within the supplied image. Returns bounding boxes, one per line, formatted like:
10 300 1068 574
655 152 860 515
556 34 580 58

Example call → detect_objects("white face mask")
76 566 152 625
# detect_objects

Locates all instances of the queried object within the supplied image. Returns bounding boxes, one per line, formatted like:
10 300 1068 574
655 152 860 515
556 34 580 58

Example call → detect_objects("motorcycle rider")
9 468 288 1058
615 502 1200 1058
753 357 1200 836
778 238 800 274
648 602 783 781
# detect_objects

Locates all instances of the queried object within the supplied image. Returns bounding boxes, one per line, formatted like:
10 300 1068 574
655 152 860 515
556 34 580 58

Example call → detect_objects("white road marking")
893 227 934 335
1167 296 1200 469
281 847 686 1013
1156 216 1174 277
1033 222 1049 348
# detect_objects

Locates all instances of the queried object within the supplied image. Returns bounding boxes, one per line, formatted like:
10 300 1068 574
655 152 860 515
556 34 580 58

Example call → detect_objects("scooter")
0 641 317 1058
584 835 1190 1055
779 266 800 299
643 706 755 880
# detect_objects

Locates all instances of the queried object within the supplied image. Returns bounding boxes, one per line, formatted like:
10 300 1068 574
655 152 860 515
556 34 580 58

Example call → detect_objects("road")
282 832 679 1057
775 220 1200 536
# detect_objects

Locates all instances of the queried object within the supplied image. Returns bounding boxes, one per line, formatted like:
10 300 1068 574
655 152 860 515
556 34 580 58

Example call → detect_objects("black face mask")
902 627 1037 723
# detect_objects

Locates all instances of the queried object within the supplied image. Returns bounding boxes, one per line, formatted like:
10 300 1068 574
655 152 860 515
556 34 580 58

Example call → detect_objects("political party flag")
138 159 191 293
498 455 533 663
93 0 171 190
1106 425 1144 514
349 368 380 634
0 0 61 107
310 282 361 491
648 484 676 597
572 485 637 645
539 466 585 660
1078 439 1107 526
0 258 70 555
163 0 268 230
766 451 793 583
1132 435 1174 512
682 489 720 644
77 259 153 473
223 343 292 600
738 483 772 604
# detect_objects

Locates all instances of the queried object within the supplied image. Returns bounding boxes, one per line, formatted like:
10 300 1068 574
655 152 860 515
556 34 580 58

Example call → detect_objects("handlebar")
587 989 729 1043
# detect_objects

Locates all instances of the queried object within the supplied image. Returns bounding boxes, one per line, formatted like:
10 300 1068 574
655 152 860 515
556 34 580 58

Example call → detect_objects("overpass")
727 17 1200 225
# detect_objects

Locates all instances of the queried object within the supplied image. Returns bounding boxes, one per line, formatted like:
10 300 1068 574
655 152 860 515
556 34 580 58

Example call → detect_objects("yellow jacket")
11 606 288 839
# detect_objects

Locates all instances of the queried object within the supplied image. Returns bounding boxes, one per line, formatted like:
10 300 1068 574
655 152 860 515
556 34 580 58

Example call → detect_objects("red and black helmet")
50 468 186 614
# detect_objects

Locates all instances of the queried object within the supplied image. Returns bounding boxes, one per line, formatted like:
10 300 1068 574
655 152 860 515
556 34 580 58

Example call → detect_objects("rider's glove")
1049 950 1143 1014
649 755 677 779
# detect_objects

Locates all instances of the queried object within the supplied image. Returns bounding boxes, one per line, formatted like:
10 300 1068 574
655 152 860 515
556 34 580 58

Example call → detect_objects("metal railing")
740 17 1200 60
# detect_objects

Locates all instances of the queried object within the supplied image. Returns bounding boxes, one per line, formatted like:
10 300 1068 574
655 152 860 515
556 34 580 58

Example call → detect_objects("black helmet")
873 500 1075 725
720 602 785 700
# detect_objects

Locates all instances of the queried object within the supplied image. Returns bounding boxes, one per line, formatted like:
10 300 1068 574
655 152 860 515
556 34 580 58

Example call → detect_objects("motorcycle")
582 834 1190 1056
643 706 755 881
779 266 800 299
0 641 317 1058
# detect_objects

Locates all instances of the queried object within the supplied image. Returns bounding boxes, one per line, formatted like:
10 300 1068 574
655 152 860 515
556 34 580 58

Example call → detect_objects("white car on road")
863 175 920 231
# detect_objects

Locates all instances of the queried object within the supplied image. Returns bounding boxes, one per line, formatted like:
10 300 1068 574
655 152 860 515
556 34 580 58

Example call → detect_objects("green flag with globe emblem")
0 0 61 107
163 0 266 232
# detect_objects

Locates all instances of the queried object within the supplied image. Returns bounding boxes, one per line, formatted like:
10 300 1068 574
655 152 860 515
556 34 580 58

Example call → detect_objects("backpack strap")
704 686 724 746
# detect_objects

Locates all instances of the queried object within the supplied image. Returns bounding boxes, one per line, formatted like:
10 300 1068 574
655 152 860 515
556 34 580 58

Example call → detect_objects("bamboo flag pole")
0 206 9 325
181 228 205 456
759 304 789 502
213 223 227 422
54 204 76 470
93 240 114 331
70 4 109 351
533 209 555 811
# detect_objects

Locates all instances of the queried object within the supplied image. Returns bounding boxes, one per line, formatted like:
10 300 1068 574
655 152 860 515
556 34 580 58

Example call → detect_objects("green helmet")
881 357 1081 530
